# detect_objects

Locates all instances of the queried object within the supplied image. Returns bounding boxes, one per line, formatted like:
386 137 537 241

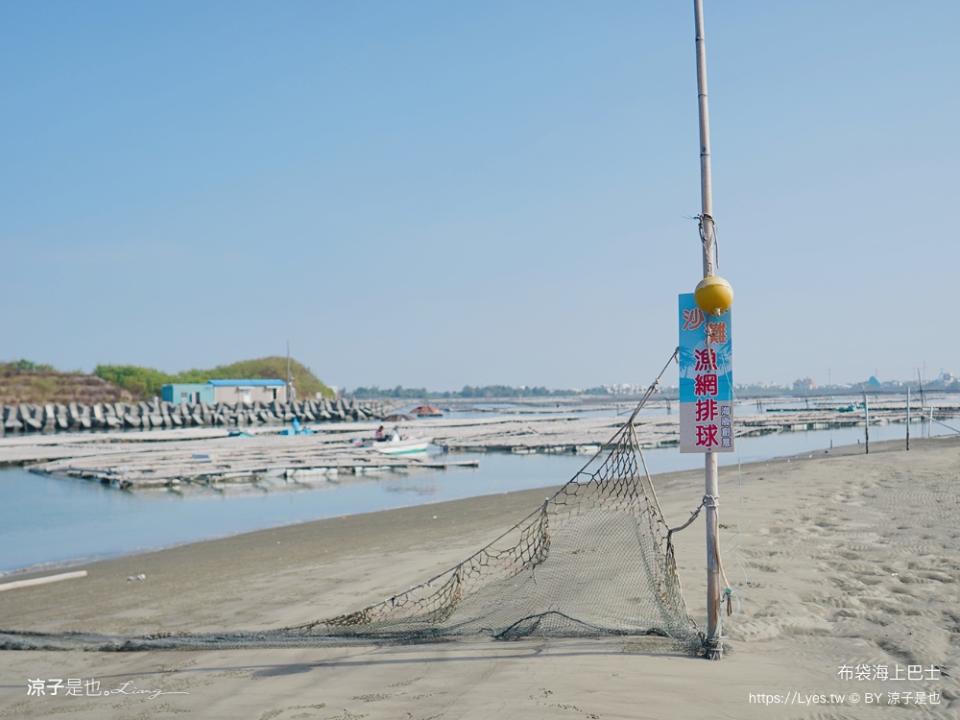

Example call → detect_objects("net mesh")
1 402 701 652
284 421 698 646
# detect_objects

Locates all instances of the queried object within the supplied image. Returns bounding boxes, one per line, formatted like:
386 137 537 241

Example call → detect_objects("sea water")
1 416 957 573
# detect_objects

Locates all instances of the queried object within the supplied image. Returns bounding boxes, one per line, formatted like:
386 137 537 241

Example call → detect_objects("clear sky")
3 1 958 390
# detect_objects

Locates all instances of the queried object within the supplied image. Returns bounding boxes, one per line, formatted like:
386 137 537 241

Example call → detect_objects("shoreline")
3 432 954 583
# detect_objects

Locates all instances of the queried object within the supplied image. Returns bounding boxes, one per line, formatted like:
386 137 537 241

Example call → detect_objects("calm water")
1 417 956 574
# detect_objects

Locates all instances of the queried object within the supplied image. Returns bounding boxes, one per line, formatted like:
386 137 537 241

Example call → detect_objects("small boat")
411 404 443 418
277 418 315 436
374 437 432 455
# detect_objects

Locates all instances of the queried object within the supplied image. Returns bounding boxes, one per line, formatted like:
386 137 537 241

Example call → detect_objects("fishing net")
1 416 700 653
284 420 698 645
1 353 701 652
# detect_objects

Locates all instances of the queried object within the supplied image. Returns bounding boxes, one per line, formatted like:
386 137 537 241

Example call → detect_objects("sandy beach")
1 437 957 719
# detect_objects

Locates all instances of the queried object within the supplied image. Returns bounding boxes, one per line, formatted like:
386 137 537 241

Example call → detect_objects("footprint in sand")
258 705 328 720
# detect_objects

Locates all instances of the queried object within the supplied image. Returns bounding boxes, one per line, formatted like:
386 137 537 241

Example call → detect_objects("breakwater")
0 398 385 435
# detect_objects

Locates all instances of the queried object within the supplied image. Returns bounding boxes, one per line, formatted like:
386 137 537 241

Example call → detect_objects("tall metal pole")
917 369 926 438
863 390 870 454
695 0 716 278
286 340 292 404
693 0 722 659
906 387 911 451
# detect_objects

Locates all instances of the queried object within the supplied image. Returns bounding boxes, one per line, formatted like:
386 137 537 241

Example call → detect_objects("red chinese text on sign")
694 374 718 396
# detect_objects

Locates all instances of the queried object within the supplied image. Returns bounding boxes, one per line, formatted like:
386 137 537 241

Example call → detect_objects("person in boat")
374 425 386 441
390 426 401 441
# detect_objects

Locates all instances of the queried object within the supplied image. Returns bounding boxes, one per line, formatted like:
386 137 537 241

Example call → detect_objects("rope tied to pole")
665 496 707 568
697 213 719 273
704 490 735 619
665 492 736 621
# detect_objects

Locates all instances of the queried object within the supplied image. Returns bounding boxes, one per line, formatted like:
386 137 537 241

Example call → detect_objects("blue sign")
679 293 734 453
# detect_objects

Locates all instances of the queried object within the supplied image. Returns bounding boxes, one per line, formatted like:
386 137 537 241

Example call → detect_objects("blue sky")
3 1 957 390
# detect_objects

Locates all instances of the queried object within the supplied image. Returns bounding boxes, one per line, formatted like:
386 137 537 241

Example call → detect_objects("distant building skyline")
348 368 960 397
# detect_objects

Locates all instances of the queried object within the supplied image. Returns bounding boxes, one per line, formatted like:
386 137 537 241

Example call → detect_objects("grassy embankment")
1 357 333 404
0 360 135 405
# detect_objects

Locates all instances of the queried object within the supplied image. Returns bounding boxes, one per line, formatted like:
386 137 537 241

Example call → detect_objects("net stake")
693 0 723 660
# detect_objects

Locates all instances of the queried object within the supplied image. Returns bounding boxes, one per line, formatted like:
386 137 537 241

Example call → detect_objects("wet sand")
1 437 958 719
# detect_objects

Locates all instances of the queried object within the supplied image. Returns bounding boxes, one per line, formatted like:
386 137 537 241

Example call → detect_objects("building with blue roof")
161 383 215 405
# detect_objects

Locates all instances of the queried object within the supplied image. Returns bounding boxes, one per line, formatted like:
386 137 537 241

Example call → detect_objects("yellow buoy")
695 275 734 316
